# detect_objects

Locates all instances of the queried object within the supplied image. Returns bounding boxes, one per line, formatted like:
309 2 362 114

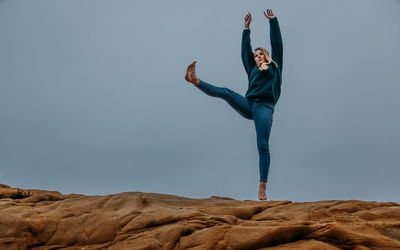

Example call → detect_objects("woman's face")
254 50 267 66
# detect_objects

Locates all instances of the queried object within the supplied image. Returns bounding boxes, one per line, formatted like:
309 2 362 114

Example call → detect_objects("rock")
1 184 399 249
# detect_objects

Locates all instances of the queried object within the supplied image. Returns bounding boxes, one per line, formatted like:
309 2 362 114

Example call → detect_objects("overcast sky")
1 0 399 202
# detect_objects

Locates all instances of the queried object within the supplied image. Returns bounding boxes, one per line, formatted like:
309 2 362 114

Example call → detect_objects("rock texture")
1 184 400 250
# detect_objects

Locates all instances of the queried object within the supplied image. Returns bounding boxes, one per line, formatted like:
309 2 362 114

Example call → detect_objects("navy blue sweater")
242 17 283 104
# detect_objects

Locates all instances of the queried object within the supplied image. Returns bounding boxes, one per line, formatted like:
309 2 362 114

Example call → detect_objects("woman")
185 9 283 200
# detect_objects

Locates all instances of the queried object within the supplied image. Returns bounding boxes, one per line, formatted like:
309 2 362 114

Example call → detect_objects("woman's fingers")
269 9 274 16
263 9 275 19
244 12 252 25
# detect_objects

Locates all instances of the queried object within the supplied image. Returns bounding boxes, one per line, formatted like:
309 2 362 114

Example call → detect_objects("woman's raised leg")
185 61 253 119
197 80 253 119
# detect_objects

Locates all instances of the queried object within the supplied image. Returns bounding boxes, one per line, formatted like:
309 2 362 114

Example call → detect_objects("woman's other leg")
252 103 274 200
197 80 253 120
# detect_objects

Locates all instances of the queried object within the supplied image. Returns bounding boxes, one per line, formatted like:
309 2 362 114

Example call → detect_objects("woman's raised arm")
264 9 283 69
242 13 255 76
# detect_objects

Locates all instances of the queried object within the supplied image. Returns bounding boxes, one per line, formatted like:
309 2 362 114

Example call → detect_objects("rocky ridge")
1 184 400 249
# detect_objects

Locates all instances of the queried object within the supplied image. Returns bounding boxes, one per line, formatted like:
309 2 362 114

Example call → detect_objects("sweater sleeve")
241 29 255 76
269 17 283 69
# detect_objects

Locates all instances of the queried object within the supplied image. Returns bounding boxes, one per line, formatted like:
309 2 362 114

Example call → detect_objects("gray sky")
1 0 399 202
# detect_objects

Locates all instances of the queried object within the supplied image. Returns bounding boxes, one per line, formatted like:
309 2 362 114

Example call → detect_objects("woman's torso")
245 64 282 104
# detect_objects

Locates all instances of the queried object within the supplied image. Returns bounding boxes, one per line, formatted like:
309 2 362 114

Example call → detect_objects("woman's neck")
258 62 269 70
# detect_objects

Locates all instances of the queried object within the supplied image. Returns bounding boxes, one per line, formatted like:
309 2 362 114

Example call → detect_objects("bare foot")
258 182 267 200
185 61 200 86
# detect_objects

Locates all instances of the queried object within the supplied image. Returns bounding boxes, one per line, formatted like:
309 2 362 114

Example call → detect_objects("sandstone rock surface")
1 184 400 249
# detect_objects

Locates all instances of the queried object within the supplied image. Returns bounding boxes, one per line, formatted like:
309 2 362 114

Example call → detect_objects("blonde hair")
254 47 278 70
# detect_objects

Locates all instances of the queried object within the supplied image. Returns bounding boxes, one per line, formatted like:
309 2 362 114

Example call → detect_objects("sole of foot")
185 61 199 86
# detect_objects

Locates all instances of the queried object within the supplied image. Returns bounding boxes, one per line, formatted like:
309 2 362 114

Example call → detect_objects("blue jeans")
197 80 274 182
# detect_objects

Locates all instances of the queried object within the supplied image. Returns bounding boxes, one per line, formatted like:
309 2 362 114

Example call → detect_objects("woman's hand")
263 9 275 19
244 13 252 29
